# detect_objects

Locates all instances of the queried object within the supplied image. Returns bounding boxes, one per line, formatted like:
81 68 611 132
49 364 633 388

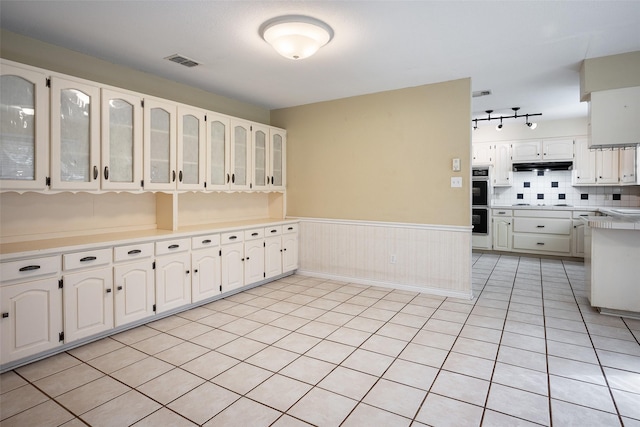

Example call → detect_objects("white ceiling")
2 1 640 126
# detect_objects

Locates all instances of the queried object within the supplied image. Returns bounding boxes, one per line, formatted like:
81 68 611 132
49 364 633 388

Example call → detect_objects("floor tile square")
497 345 547 373
146 315 191 332
288 387 357 427
165 322 212 340
279 355 336 385
189 328 238 349
430 370 489 406
175 306 214 321
218 318 264 335
305 340 355 364
57 376 130 415
15 352 81 382
86 346 149 373
154 341 209 366
361 334 407 357
443 351 495 380
551 398 621 426
363 378 426 418
399 342 449 368
341 348 394 377
296 320 339 338
342 402 411 427
549 374 616 413
548 355 606 386
486 383 550 425
111 326 160 345
34 363 104 397
415 393 483 427
326 327 371 347
180 351 239 379
318 366 377 400
197 312 238 328
269 314 311 331
245 345 299 372
167 382 239 425
0 371 27 394
110 356 173 388
0 399 74 426
137 368 204 405
247 374 312 411
244 308 284 323
132 407 197 426
203 396 281 427
130 333 184 355
0 384 49 420
492 361 548 396
80 390 161 427
215 336 268 360
211 362 272 394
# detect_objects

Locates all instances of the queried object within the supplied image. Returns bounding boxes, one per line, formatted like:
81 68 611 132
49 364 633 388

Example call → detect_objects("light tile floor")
1 253 639 426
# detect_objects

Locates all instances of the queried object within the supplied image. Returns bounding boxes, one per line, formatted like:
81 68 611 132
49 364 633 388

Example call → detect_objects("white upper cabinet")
572 138 597 185
143 97 177 191
595 149 619 184
177 106 206 190
619 147 637 185
493 143 512 186
206 113 231 191
50 77 101 190
511 140 542 162
269 128 286 191
0 61 49 191
230 119 252 191
542 139 574 160
252 124 269 191
472 142 493 166
101 89 143 190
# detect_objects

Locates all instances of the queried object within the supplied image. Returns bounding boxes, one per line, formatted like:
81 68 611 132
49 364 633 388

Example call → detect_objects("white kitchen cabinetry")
101 89 143 190
493 143 512 186
511 140 542 162
619 147 637 185
191 234 222 303
230 120 252 191
62 249 114 343
155 239 191 314
512 210 571 255
542 139 574 160
143 97 177 190
206 113 231 191
252 124 269 191
590 86 640 148
50 77 101 191
244 228 265 285
0 61 49 191
571 211 592 258
472 142 493 166
0 255 63 364
572 138 597 185
221 231 245 292
282 224 299 272
113 242 155 327
492 209 512 252
177 106 206 190
269 128 286 190
265 226 283 279
595 149 619 184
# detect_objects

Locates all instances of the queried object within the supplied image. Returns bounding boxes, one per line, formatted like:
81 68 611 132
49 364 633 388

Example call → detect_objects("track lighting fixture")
472 107 542 130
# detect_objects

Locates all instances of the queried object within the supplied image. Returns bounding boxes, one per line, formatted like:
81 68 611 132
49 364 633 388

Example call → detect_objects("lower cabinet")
492 210 512 252
63 267 114 343
1 278 63 364
155 252 191 314
265 235 283 279
282 225 299 272
244 238 265 285
221 240 245 293
113 261 155 327
191 248 222 303
511 210 572 256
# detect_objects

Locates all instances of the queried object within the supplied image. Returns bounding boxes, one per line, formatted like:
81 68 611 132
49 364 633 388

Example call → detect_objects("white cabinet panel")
221 241 244 292
511 141 542 162
155 253 191 314
596 149 619 184
177 106 206 190
492 217 512 252
282 228 299 272
265 236 283 279
269 128 286 190
619 147 637 184
472 142 493 166
114 260 154 327
192 248 222 303
572 138 596 185
493 143 512 186
230 120 251 191
244 239 265 285
143 97 177 190
206 113 231 191
542 139 573 160
252 124 269 191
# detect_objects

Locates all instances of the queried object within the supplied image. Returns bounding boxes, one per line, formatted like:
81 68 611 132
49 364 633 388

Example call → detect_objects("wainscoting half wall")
296 218 473 299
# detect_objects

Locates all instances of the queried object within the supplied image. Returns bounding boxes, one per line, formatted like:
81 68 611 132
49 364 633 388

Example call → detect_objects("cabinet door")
177 106 206 190
596 149 619 184
252 124 269 191
244 239 265 285
0 62 49 190
619 147 637 184
282 233 299 272
572 138 596 185
63 267 114 343
542 139 573 160
192 248 222 303
492 218 512 251
207 113 231 191
155 253 191 314
270 128 286 190
1 278 62 364
143 98 177 190
572 222 585 257
264 236 283 279
101 89 143 190
472 143 493 166
493 143 512 186
511 141 541 162
114 261 155 327
230 120 251 190
221 242 244 292
50 77 101 190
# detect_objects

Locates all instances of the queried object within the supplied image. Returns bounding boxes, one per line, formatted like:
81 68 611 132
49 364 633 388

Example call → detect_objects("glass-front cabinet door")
50 77 100 190
230 119 251 191
206 112 230 191
0 61 49 190
177 106 206 191
252 124 269 191
269 128 286 191
143 97 176 191
101 89 143 190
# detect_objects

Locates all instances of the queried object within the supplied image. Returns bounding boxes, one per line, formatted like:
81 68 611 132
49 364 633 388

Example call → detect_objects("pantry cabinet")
230 120 252 191
0 62 49 190
269 128 286 191
50 77 101 191
177 106 206 190
206 113 231 191
143 97 177 190
252 124 269 191
101 89 143 190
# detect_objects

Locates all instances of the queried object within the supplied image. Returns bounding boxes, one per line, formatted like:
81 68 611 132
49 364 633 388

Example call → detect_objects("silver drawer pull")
19 265 41 272
80 256 97 262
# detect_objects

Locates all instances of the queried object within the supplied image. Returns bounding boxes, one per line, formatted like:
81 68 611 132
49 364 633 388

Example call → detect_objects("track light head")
527 122 538 129
496 118 503 131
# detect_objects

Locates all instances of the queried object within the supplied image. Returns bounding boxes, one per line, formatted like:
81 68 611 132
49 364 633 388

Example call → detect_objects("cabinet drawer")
573 211 596 218
513 218 571 235
64 248 112 271
245 228 264 240
264 226 282 237
283 223 298 234
1 255 61 284
155 239 190 256
221 231 244 244
513 234 571 253
492 209 513 217
114 243 154 262
191 234 221 250
513 210 570 219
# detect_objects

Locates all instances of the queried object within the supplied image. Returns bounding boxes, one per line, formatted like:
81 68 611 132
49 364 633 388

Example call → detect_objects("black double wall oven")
472 167 490 235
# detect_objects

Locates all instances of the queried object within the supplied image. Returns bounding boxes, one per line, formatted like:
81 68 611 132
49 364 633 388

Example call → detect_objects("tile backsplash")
491 170 640 207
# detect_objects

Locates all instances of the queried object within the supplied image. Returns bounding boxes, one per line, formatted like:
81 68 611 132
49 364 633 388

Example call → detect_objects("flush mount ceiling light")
260 15 333 60
472 107 542 131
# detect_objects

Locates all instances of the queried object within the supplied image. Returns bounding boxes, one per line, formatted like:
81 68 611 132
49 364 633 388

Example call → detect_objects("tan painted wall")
271 79 471 226
0 29 270 123
580 51 640 101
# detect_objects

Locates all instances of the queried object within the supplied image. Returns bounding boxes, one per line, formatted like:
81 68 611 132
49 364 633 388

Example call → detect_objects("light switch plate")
452 158 461 172
451 177 462 188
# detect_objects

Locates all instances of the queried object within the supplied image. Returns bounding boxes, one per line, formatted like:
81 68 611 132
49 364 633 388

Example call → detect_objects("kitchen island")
584 209 640 318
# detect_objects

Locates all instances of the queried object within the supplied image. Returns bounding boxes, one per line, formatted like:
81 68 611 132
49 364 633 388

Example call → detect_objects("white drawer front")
245 228 264 240
191 234 220 250
1 255 61 283
513 218 571 235
513 234 571 253
64 248 112 271
492 209 513 217
221 231 244 244
114 243 154 262
264 226 282 237
513 210 571 219
155 239 190 256
283 223 298 234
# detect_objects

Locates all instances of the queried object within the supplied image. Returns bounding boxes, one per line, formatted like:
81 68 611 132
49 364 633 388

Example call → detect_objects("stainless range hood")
512 161 573 172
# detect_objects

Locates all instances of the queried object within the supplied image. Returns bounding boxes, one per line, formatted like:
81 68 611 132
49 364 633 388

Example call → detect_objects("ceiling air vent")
472 90 492 98
164 54 200 68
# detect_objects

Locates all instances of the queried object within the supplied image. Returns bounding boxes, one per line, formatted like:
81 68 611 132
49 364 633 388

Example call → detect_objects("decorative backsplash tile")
491 170 640 207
